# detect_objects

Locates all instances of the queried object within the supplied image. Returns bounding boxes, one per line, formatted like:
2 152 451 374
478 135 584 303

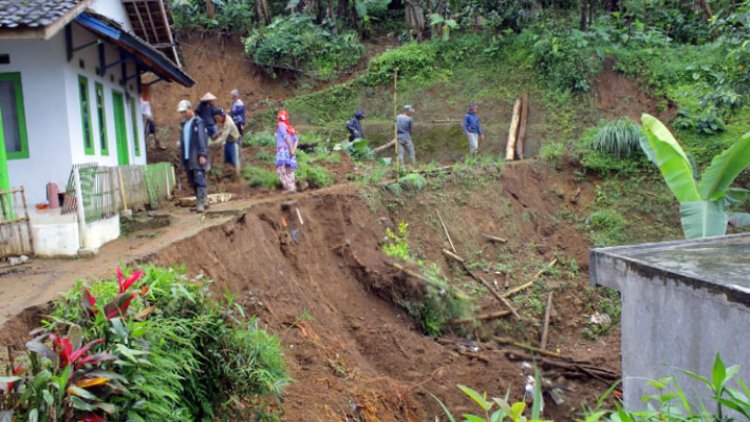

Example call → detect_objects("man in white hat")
177 100 209 213
229 89 246 138
194 92 221 138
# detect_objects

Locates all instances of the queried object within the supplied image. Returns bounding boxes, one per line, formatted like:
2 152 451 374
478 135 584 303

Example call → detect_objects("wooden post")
20 187 33 256
437 211 456 253
73 167 88 250
540 292 554 350
516 92 529 160
505 99 521 161
117 167 129 212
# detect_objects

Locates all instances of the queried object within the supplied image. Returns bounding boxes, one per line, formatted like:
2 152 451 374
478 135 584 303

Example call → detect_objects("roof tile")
0 0 85 29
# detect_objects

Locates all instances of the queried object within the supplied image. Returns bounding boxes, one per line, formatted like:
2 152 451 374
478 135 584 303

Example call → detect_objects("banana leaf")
680 200 728 239
698 131 750 201
641 114 700 202
728 212 750 228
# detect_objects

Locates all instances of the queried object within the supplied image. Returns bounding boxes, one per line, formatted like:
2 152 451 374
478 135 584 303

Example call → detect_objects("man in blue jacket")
346 109 365 142
230 89 246 137
463 103 484 155
177 100 209 213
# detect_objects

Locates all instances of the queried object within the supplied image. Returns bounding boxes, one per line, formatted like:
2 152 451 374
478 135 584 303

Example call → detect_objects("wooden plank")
516 92 529 160
540 291 554 350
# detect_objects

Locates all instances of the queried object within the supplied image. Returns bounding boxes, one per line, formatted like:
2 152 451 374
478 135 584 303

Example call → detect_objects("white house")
0 0 194 256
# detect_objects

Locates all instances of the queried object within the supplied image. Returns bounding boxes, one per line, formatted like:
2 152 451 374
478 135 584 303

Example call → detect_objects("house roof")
121 0 181 67
75 11 194 87
0 0 95 39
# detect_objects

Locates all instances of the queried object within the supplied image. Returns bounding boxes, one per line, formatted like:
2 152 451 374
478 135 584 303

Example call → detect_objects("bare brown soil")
593 57 677 122
0 161 620 420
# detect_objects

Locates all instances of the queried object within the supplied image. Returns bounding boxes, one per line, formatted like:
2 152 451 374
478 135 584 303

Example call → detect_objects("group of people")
345 102 485 164
174 90 246 212
174 87 485 212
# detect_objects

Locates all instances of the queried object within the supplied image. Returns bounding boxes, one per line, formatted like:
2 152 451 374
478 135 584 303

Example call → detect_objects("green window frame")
78 75 94 155
0 72 30 160
129 96 140 157
94 82 108 156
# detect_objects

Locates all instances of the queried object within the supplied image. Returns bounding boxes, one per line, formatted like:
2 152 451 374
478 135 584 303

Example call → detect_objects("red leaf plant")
81 268 148 319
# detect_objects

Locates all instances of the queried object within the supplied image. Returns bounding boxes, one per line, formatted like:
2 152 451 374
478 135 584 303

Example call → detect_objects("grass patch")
243 165 280 189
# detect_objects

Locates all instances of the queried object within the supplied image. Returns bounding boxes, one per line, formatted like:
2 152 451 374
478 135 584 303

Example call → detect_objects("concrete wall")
81 214 121 251
90 0 133 32
29 209 80 257
0 20 147 206
591 253 750 411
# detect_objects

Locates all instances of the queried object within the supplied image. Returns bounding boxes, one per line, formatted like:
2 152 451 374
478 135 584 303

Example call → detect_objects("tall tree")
580 0 588 30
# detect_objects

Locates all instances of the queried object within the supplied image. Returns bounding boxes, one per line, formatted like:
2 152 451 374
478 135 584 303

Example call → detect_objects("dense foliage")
244 15 364 79
0 267 290 421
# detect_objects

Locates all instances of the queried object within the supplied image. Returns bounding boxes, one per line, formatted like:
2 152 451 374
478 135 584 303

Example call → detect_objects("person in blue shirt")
230 89 246 138
346 109 365 142
177 100 209 213
463 103 484 155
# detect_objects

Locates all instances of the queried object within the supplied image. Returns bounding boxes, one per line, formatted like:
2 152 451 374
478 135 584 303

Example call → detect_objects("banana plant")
640 113 750 239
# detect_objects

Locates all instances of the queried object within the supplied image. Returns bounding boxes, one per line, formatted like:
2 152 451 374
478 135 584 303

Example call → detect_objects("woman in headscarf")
276 110 299 193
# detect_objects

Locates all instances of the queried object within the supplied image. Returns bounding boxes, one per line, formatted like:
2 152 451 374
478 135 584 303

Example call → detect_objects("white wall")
1 20 148 206
65 23 146 170
90 0 133 32
0 35 74 206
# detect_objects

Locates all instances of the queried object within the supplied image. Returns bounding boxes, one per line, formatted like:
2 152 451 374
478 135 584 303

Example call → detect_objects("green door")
0 105 8 192
112 91 129 165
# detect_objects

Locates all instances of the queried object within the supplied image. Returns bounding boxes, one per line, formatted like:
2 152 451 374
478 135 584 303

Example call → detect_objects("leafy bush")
244 15 364 80
592 118 645 159
296 164 334 188
334 139 375 161
586 354 750 421
364 42 439 85
1 267 290 421
539 141 565 165
171 0 255 35
243 165 280 189
245 130 276 148
398 173 427 191
531 29 598 92
434 380 546 422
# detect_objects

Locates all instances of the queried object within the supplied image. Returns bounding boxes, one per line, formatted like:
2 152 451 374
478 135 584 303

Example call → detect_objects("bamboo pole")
436 211 456 253
540 292 554 350
482 233 507 243
494 336 561 358
20 187 33 256
505 98 522 161
393 70 399 179
501 258 557 299
516 92 529 160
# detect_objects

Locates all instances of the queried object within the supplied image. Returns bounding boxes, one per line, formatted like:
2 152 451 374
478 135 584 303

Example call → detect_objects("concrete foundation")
590 234 750 411
29 208 120 257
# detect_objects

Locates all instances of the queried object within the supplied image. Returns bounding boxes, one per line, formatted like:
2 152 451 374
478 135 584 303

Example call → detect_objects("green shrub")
255 149 275 164
171 0 255 35
539 141 565 165
243 165 280 189
531 29 598 92
592 118 645 159
588 209 627 247
297 164 334 188
364 42 439 85
244 15 364 80
2 266 290 421
245 130 276 148
399 173 427 191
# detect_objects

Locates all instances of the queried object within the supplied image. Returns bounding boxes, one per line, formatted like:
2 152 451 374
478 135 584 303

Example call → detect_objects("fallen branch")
457 349 490 363
494 336 561 358
503 350 618 382
437 211 456 253
442 249 521 319
386 261 434 286
482 233 508 244
450 310 512 324
373 139 396 153
501 259 558 299
540 292 554 350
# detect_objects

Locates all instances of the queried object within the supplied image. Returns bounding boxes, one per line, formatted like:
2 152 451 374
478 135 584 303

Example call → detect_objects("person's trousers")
186 168 207 204
276 166 296 193
224 141 241 173
467 132 479 154
398 138 415 165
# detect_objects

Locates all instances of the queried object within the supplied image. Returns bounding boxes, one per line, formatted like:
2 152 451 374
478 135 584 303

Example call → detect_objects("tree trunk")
588 0 594 26
405 1 425 41
694 0 713 20
579 0 588 31
256 0 270 24
205 0 215 18
516 92 529 160
506 99 522 161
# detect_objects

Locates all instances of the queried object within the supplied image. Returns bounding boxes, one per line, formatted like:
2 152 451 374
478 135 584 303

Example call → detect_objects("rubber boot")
196 187 206 213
